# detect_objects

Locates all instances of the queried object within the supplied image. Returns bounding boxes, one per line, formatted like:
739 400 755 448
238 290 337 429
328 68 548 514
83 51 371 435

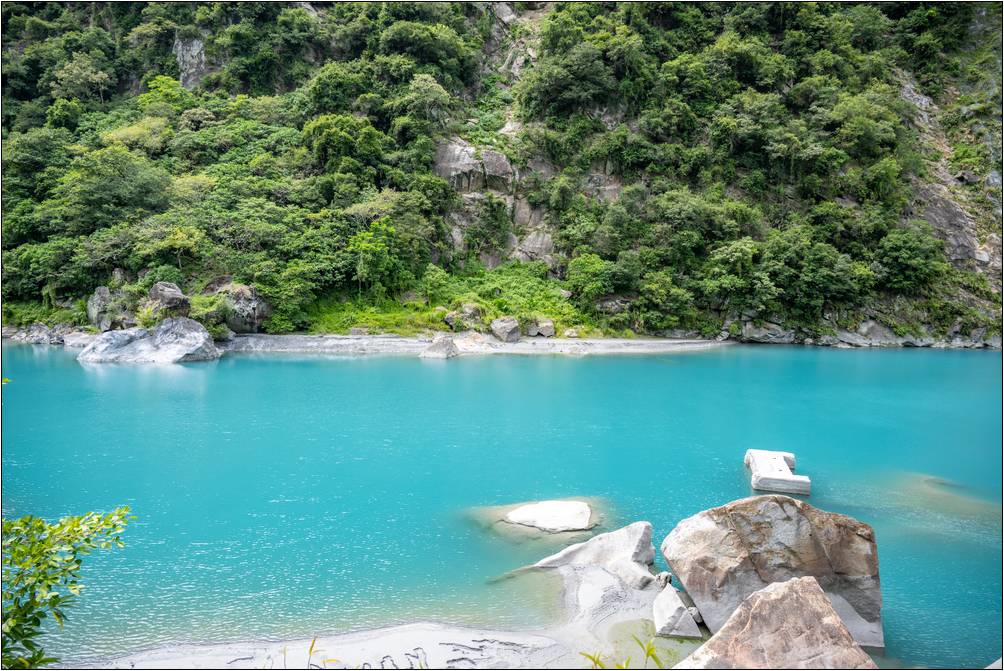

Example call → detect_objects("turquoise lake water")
1 343 1001 667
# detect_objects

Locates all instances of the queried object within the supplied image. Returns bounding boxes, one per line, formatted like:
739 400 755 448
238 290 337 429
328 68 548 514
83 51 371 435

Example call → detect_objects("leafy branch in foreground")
1 507 131 669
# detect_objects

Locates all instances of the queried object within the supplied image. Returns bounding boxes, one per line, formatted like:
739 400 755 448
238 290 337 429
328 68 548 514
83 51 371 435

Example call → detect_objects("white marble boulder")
661 495 883 650
674 577 877 669
78 317 220 364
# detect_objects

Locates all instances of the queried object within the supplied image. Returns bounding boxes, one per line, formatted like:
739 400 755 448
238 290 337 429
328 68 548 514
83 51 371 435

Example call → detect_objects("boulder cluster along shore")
3 311 1001 365
3 277 1001 360
92 495 911 670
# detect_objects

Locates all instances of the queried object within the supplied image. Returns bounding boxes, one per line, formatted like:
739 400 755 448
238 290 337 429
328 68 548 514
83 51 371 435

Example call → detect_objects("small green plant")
632 636 665 669
136 304 158 327
581 651 609 669
580 637 666 670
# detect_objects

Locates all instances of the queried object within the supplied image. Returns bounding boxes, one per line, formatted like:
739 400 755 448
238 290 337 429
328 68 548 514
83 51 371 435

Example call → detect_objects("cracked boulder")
661 495 883 650
674 577 877 669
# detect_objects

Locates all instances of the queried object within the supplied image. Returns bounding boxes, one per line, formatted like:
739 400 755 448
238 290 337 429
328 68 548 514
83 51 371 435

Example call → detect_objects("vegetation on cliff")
2 2 1000 338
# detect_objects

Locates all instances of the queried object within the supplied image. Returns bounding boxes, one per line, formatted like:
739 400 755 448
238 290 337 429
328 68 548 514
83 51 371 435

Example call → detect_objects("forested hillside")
2 2 1001 342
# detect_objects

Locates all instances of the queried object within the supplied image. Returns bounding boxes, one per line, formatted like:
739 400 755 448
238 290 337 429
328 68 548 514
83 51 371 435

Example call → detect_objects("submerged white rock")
504 500 594 532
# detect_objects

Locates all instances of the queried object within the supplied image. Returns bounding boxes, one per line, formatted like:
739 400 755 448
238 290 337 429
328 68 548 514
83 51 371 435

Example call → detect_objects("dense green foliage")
2 2 999 336
1 508 130 669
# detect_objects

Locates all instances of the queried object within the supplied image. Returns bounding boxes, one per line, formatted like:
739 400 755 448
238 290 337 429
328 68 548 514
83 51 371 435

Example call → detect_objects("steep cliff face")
434 3 555 271
3 2 999 344
432 2 1001 346
901 70 1002 292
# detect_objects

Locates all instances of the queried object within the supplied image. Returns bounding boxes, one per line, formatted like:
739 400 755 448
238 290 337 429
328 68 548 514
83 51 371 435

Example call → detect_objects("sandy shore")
221 332 730 357
81 621 582 669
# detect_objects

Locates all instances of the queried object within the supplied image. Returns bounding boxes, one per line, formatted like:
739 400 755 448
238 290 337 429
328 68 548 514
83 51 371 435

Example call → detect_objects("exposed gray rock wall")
899 73 1002 291
172 34 211 89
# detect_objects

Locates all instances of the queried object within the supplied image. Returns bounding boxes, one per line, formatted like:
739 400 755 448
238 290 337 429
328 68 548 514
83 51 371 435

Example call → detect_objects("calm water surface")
1 344 1001 667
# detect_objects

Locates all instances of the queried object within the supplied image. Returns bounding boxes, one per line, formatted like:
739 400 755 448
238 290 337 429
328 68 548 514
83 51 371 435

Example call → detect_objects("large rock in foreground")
78 318 220 364
675 577 877 669
661 495 883 650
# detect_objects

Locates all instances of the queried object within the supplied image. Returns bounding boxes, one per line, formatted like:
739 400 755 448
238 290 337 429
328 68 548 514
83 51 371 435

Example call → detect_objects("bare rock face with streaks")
674 577 878 669
434 137 515 194
661 495 883 650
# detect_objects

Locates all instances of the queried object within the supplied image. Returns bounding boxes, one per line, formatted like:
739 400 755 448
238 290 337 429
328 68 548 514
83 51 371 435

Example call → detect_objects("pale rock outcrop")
512 197 544 228
491 316 521 342
653 585 702 639
215 283 270 333
583 164 623 202
11 323 72 345
78 317 220 364
511 228 555 266
536 521 656 590
527 318 555 337
899 74 1002 290
594 296 632 315
661 495 883 650
147 282 190 316
434 137 515 194
62 331 97 348
530 521 667 650
87 285 136 332
504 500 594 533
741 321 796 344
419 335 459 359
173 34 211 89
674 577 878 669
444 303 482 331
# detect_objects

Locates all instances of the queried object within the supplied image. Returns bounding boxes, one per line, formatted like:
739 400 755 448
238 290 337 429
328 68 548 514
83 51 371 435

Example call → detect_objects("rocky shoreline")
3 324 730 359
3 280 999 356
3 322 1000 360
78 495 895 670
